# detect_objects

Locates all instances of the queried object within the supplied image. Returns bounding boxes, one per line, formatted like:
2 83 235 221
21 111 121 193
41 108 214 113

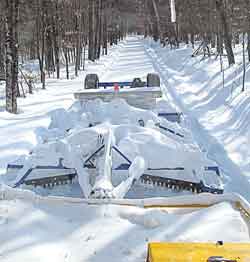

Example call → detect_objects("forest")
0 0 250 113
1 2 250 260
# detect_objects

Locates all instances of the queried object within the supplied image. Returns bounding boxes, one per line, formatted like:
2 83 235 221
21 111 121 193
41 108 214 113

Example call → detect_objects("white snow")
113 156 147 199
144 37 250 200
1 36 250 261
0 189 249 262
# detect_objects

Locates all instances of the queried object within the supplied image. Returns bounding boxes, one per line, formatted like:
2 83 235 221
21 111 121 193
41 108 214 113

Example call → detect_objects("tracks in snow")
143 41 250 201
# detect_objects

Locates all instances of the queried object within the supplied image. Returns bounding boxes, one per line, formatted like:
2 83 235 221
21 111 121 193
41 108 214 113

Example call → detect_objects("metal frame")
8 162 77 188
158 112 183 123
98 81 146 88
9 144 223 194
157 124 184 138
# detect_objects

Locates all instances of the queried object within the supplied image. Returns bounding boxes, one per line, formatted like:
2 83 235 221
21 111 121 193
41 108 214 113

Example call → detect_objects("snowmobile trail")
99 36 250 200
1 37 250 262
0 41 125 176
142 38 250 201
2 36 249 199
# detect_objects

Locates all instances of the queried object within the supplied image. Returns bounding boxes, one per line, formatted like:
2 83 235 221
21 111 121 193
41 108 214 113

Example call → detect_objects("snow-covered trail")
1 36 249 198
101 40 155 81
99 36 250 200
0 196 249 262
0 38 169 176
1 36 250 262
142 39 250 201
0 42 124 175
100 38 176 107
143 43 250 200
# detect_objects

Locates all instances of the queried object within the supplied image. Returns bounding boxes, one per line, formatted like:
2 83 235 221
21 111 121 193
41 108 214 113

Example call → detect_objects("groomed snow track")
1 37 250 262
4 36 227 198
143 38 250 201
4 37 237 199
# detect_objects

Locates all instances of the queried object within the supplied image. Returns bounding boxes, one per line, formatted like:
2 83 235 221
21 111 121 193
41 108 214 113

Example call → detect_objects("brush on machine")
5 73 223 197
5 122 223 196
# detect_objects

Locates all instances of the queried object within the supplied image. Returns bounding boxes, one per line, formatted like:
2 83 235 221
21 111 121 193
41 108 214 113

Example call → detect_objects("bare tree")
88 0 95 61
5 0 19 113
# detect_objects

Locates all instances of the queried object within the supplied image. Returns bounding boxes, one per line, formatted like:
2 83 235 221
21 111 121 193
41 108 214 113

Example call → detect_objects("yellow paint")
147 243 250 262
87 203 212 209
87 201 250 222
144 204 212 209
235 202 250 218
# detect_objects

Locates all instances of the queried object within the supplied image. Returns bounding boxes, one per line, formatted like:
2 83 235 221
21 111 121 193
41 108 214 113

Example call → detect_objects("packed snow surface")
0 190 249 262
1 36 250 261
144 38 250 200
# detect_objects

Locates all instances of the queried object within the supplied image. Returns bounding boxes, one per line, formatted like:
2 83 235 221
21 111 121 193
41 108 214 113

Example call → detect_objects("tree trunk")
103 4 108 55
146 0 160 41
83 43 86 70
96 0 102 59
36 0 46 89
247 32 250 63
216 23 224 55
80 12 86 69
13 0 19 98
234 33 240 45
245 0 250 62
75 12 81 77
5 0 19 114
246 0 250 62
36 25 45 88
94 0 99 59
174 22 179 48
211 33 216 48
216 0 235 65
242 33 246 92
52 0 60 79
0 16 6 80
88 0 95 61
190 32 195 48
64 48 69 80
45 30 55 74
151 0 161 41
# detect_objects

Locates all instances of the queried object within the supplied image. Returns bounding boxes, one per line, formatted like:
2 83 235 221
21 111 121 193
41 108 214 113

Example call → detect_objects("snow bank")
1 183 250 219
144 37 250 201
1 190 249 262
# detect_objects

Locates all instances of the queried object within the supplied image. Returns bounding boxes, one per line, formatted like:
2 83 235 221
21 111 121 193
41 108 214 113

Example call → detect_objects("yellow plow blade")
147 242 250 262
